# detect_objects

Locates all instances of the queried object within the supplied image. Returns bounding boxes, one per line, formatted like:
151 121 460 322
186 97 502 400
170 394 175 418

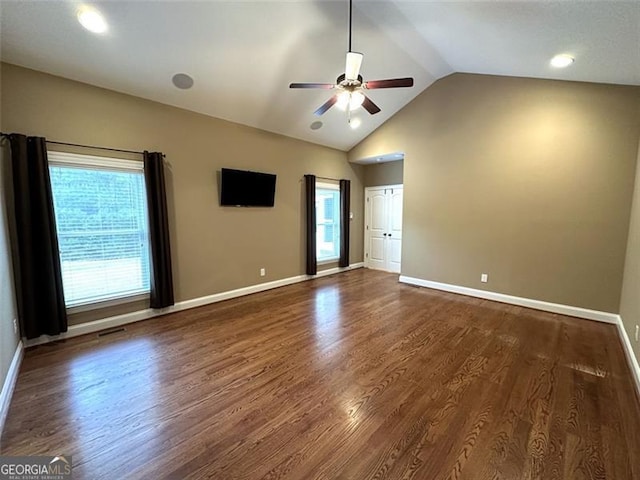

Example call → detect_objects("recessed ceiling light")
550 54 574 68
310 121 323 130
172 73 194 90
77 6 108 34
349 118 362 129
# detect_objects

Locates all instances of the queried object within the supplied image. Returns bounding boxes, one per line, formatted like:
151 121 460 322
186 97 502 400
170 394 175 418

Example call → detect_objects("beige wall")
0 143 20 393
1 63 364 326
363 161 403 187
350 73 640 313
620 139 640 362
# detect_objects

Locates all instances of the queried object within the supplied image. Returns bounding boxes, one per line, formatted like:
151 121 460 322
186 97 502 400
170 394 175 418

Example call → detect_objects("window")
48 151 150 308
316 182 341 262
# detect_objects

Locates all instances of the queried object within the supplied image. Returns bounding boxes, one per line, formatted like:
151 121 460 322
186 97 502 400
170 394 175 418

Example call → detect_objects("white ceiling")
1 1 639 152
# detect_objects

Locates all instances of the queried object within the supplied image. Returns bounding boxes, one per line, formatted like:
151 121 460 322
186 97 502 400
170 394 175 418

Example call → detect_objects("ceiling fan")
289 0 414 118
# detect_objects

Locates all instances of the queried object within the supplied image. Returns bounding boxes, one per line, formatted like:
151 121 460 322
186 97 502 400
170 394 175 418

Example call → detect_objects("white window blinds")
316 182 341 262
48 151 150 307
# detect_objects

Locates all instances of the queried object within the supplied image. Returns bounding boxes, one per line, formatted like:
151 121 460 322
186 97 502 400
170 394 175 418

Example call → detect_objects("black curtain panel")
304 174 317 275
8 134 67 339
144 151 174 308
339 179 351 267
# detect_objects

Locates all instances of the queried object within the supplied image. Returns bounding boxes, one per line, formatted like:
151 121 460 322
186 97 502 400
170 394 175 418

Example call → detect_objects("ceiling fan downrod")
348 0 353 53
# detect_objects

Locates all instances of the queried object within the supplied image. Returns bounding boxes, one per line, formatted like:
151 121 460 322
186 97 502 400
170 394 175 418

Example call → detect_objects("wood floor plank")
1 269 639 479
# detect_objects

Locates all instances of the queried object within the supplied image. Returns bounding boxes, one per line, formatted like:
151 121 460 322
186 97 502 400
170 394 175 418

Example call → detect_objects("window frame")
48 151 151 312
315 181 341 264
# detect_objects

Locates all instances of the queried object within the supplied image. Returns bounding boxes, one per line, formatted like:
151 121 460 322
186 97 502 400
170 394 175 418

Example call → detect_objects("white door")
367 189 387 270
387 188 403 273
364 185 403 273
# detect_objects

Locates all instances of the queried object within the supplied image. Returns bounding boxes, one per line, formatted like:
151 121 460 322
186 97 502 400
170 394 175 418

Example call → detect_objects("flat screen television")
220 168 277 207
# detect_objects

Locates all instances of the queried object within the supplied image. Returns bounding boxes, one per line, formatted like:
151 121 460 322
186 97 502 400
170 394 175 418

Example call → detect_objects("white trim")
24 263 364 347
398 275 619 324
615 315 640 398
0 340 23 436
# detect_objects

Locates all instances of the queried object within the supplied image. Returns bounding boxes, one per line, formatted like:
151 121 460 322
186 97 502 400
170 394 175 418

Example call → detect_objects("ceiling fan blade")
289 83 335 89
364 77 414 89
314 95 338 116
345 52 364 81
361 95 381 115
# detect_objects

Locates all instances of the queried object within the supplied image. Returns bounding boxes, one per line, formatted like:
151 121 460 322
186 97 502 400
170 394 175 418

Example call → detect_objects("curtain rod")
0 133 164 158
46 140 150 156
315 175 342 182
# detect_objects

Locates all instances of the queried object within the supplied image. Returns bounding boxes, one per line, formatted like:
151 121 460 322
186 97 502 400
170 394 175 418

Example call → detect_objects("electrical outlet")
260 268 266 277
13 318 18 335
635 325 639 343
481 273 488 283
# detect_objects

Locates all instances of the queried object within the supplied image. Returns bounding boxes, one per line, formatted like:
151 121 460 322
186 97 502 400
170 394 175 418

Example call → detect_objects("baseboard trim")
0 340 23 436
24 263 364 347
398 275 619 324
615 315 640 398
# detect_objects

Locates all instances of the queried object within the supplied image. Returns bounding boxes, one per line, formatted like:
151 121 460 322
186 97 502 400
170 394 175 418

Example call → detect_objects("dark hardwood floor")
2 269 640 479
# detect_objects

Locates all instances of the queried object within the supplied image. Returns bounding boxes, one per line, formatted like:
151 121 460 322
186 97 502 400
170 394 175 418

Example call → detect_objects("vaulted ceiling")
2 1 639 151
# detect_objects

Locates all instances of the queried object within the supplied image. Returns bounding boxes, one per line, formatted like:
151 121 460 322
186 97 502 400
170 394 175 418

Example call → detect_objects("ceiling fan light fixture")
337 91 365 111
350 91 365 109
336 92 349 110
